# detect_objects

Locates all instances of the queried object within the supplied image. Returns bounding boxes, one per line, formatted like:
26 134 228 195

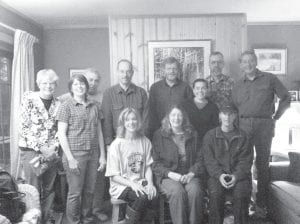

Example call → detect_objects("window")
0 50 12 168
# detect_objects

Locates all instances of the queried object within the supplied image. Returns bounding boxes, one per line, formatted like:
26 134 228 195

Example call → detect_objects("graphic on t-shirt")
128 152 144 175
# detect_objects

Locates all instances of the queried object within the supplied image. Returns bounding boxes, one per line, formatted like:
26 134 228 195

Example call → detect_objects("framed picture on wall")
69 69 86 77
254 48 287 75
288 91 298 102
148 40 211 88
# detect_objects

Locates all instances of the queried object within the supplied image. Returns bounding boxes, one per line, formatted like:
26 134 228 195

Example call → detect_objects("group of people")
17 50 291 224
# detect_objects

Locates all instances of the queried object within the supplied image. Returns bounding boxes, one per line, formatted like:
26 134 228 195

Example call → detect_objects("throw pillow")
288 152 300 182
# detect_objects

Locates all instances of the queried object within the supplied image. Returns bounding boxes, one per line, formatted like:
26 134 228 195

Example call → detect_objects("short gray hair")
36 69 59 85
84 68 101 79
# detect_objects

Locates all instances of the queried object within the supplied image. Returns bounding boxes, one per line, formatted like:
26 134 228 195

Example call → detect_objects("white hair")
36 69 59 85
84 68 101 79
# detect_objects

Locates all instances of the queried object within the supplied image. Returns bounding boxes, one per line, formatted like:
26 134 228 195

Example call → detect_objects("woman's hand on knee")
145 184 157 200
130 182 147 197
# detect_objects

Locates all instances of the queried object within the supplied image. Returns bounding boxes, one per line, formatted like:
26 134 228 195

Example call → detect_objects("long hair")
116 108 144 138
161 104 193 136
68 74 89 99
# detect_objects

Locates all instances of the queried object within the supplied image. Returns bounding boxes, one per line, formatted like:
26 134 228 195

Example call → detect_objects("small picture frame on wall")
254 48 287 75
69 69 86 78
288 90 298 102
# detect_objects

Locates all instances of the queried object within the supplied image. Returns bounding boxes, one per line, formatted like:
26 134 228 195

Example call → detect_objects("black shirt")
181 99 219 143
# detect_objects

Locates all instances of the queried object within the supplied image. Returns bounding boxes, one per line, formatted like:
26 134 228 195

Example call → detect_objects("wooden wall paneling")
170 18 183 39
130 18 145 88
215 16 232 77
157 18 170 40
200 16 217 50
109 17 119 85
121 19 132 61
143 18 157 90
109 14 247 85
228 15 247 79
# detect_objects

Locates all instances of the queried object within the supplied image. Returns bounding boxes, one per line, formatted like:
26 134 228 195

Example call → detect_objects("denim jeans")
92 169 109 214
239 118 274 207
159 178 205 224
62 150 99 224
208 177 252 224
20 150 57 221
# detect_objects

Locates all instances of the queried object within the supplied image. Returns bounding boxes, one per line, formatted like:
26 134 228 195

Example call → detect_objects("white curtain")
10 30 38 177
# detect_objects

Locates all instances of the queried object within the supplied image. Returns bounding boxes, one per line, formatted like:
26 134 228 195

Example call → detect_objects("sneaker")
250 205 268 219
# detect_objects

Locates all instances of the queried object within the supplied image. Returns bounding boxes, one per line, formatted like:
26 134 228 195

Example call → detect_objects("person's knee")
169 185 187 200
186 184 204 199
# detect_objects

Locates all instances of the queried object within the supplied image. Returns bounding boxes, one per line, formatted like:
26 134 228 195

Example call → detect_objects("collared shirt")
19 91 61 151
148 79 194 138
232 69 291 120
206 74 234 108
101 83 148 145
202 127 253 181
56 98 101 151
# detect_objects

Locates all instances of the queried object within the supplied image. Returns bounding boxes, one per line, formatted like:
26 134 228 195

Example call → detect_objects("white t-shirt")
105 136 153 199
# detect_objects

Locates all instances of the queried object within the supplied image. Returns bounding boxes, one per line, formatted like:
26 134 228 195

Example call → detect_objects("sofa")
268 152 300 224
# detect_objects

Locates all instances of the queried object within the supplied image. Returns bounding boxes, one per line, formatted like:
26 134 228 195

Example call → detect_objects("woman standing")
19 69 60 222
181 78 219 143
106 108 157 224
152 105 206 224
56 74 106 224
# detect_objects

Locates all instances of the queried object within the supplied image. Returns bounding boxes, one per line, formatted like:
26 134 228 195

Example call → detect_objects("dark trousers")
239 118 274 207
208 177 251 224
20 150 57 221
159 178 205 224
118 187 158 219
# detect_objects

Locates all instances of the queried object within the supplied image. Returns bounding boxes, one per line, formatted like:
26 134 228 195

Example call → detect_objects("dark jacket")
152 128 205 183
202 127 253 181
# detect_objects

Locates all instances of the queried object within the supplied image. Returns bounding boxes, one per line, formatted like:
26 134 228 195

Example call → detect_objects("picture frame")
148 40 211 88
288 90 298 102
254 48 287 75
69 69 86 77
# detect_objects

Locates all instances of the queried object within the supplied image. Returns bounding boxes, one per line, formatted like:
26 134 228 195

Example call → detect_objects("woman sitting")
105 108 157 224
152 105 206 224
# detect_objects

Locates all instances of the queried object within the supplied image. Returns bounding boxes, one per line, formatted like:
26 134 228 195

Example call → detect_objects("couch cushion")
270 181 300 215
288 152 300 182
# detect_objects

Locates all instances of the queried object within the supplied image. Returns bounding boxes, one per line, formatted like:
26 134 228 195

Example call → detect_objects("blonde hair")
116 108 143 138
36 69 59 85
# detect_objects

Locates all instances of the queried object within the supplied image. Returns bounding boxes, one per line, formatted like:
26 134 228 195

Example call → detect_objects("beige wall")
248 24 300 91
43 28 110 96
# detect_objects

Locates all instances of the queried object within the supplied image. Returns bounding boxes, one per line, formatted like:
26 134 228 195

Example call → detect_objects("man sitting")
202 104 253 224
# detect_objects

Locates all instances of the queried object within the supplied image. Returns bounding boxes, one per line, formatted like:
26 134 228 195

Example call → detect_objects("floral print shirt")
206 74 235 109
19 91 61 151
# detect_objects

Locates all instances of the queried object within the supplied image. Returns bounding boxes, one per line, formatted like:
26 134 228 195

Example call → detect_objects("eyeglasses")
40 82 56 86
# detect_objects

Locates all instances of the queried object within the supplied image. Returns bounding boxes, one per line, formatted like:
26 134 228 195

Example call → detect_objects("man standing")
203 104 253 224
232 50 291 218
206 52 234 108
101 59 148 146
148 57 193 139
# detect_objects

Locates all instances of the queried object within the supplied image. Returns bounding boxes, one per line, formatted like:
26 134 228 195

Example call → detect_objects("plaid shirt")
56 98 101 151
206 74 234 108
